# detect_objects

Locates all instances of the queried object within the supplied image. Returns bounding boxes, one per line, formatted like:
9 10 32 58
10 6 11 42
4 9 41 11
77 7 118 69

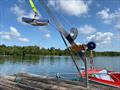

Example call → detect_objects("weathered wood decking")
0 73 119 90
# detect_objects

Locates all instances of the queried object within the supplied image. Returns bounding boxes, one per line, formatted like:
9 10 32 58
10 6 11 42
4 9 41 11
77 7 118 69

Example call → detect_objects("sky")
0 0 120 51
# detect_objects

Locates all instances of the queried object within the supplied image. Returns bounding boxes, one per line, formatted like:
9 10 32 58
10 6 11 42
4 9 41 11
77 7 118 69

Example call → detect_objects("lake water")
0 56 120 77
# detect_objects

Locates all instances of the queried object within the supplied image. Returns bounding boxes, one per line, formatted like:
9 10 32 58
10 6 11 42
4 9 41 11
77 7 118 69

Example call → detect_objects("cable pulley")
70 27 78 40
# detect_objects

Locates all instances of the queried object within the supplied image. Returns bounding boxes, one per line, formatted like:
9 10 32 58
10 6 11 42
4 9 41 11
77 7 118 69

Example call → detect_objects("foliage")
0 44 68 56
0 44 120 56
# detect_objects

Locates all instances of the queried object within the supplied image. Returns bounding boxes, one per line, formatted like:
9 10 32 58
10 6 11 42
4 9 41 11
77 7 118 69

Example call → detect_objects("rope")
60 32 82 76
29 0 38 15
90 50 94 69
49 22 82 77
54 10 72 28
62 37 82 74
39 0 60 28
39 0 82 77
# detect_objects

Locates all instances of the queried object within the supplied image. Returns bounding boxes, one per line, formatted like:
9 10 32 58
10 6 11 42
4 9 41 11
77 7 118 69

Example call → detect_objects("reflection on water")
0 56 120 76
94 56 120 72
0 55 40 64
0 56 76 75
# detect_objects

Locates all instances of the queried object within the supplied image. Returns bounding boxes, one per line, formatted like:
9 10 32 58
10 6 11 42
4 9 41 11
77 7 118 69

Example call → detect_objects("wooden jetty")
0 73 119 90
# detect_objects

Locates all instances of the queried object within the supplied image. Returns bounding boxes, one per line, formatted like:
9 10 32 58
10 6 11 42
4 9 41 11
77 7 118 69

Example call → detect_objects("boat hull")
89 76 120 88
80 69 120 88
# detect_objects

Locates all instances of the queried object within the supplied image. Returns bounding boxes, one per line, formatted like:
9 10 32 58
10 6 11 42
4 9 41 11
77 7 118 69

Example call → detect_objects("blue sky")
0 0 120 51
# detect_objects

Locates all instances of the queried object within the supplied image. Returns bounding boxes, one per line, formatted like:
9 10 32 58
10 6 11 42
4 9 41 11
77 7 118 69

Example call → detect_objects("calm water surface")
0 56 120 76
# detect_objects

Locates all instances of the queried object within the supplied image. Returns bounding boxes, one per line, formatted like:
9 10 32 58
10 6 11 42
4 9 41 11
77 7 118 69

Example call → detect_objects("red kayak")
80 68 120 88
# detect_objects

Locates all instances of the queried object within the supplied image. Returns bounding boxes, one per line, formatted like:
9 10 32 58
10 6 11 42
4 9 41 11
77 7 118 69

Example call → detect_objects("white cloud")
0 32 4 35
115 24 120 31
48 0 88 16
0 26 20 38
18 38 29 42
97 8 120 24
76 42 82 45
44 33 51 38
87 0 93 5
87 32 114 45
38 27 49 33
11 4 41 24
38 27 51 39
114 33 120 40
78 25 96 35
0 26 29 42
10 26 21 37
11 4 26 23
97 8 120 39
1 35 11 41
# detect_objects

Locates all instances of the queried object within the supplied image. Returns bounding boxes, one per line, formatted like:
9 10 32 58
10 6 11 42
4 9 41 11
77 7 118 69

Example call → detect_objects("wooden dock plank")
0 73 120 90
15 73 88 90
0 78 41 90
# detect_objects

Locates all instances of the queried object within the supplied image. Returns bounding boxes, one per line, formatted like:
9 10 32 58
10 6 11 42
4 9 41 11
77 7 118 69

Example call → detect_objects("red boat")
80 68 120 88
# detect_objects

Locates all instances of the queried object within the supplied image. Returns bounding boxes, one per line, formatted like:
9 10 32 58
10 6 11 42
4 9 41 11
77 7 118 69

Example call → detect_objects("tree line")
0 44 68 56
0 44 120 56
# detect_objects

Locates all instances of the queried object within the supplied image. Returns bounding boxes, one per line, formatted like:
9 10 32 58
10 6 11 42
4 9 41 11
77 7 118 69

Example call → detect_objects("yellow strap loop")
29 0 37 14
